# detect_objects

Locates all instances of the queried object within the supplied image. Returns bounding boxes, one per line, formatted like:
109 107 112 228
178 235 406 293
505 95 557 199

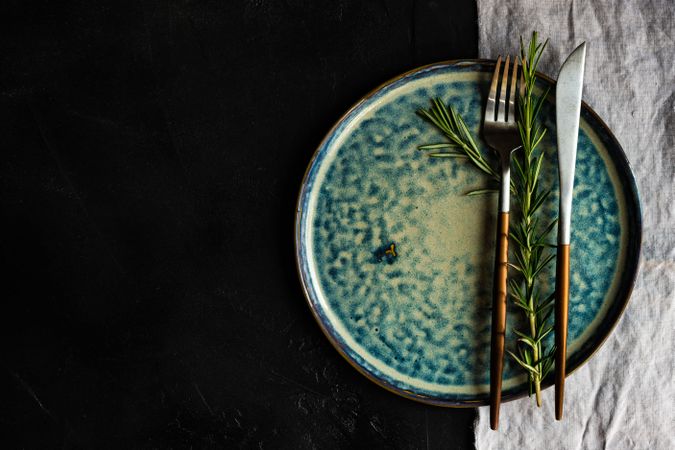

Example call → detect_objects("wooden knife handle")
490 212 509 430
555 244 570 420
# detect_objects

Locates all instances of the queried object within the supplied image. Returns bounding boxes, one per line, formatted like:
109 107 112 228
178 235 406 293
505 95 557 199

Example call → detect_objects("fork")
482 55 521 431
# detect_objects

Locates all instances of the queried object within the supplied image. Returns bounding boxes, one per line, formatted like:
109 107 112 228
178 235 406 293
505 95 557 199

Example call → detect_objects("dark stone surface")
1 1 478 448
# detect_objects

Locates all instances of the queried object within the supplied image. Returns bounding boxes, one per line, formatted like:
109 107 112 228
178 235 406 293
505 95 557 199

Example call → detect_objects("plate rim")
293 59 643 407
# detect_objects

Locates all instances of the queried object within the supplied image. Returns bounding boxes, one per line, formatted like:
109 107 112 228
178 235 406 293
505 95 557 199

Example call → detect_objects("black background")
1 1 479 448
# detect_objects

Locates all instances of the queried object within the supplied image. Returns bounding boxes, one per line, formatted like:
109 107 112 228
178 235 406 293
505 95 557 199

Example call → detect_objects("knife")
555 42 586 421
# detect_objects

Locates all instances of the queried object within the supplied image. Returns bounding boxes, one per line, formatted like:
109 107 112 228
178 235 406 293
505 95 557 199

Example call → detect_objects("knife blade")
555 41 586 421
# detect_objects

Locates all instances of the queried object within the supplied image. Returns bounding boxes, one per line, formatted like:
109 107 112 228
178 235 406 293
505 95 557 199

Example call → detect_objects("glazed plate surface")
295 61 641 406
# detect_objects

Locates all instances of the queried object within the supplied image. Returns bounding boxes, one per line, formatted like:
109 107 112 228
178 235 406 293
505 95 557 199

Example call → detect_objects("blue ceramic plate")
295 60 641 406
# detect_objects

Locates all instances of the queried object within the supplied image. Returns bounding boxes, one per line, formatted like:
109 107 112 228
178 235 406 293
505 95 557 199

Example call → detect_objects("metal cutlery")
554 42 586 421
482 55 522 430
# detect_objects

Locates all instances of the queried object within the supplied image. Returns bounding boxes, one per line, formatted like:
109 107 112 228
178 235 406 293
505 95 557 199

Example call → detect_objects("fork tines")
485 55 520 124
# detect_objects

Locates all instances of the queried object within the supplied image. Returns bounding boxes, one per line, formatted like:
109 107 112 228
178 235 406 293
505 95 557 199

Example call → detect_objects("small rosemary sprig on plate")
416 32 556 406
416 99 500 195
506 32 556 406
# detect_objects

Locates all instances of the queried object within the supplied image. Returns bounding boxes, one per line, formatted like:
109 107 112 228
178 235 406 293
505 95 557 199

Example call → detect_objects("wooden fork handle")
555 244 570 420
490 212 509 430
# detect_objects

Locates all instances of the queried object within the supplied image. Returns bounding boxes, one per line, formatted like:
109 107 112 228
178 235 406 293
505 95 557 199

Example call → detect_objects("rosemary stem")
526 278 542 406
534 374 542 406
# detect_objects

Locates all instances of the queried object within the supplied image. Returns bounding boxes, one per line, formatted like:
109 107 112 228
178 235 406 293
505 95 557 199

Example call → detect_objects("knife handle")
555 244 570 420
490 212 509 430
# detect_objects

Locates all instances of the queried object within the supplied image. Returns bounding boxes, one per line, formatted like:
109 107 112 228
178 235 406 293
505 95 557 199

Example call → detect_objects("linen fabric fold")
474 1 675 448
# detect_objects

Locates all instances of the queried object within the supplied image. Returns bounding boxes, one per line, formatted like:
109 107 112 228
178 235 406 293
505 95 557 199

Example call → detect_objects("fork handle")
490 211 509 430
555 244 570 420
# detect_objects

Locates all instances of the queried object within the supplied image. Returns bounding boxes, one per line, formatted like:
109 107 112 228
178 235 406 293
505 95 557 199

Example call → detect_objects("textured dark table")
1 1 478 448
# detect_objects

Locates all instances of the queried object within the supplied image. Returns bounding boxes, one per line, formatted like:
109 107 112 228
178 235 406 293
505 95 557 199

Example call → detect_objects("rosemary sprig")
416 32 556 406
416 98 499 193
506 32 556 406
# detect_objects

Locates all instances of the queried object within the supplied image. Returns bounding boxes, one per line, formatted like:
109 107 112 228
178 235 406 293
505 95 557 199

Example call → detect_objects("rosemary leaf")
417 143 458 150
428 152 468 158
466 188 498 196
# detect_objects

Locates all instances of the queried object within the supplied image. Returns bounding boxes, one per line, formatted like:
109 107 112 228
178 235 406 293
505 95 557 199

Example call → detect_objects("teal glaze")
295 61 641 405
